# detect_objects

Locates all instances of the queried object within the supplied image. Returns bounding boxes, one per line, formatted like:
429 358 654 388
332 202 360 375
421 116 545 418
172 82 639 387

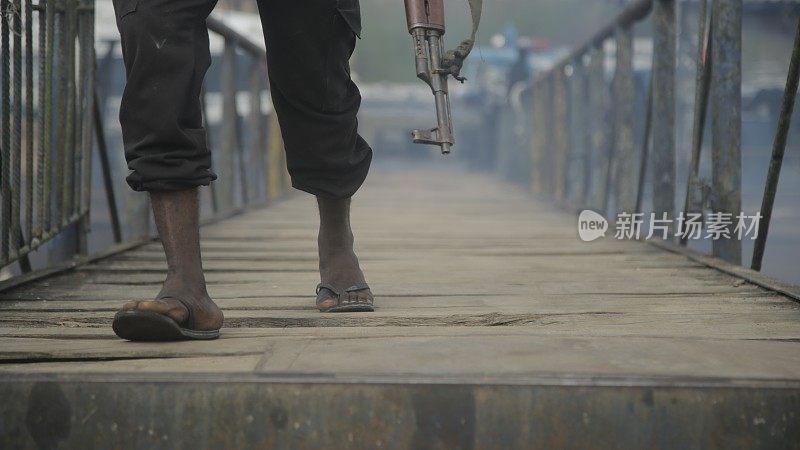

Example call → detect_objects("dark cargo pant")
112 0 372 199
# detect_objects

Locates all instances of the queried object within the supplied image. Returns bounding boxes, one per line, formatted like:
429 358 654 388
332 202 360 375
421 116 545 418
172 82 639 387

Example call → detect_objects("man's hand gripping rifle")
404 0 482 154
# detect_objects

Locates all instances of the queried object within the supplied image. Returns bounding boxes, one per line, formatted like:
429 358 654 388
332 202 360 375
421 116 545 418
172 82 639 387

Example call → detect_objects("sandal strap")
344 283 370 293
174 297 196 330
316 283 341 297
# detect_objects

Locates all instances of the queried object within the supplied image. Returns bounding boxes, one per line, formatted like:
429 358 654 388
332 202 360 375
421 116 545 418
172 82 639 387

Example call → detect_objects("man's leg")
111 0 223 338
316 197 372 311
121 189 222 331
256 0 374 311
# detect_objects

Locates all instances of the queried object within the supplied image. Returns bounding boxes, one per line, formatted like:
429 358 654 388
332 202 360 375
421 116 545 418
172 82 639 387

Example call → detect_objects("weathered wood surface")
1 169 800 382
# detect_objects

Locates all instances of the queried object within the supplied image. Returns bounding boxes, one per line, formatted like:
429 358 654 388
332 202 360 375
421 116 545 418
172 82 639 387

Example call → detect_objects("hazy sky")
354 0 619 81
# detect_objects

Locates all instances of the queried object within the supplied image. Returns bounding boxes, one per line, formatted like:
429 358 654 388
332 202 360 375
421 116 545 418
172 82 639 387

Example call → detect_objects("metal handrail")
531 0 798 270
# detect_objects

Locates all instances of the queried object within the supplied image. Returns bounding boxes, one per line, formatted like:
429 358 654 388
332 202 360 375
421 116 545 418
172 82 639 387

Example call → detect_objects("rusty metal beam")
751 17 800 272
614 25 636 215
1 375 799 448
651 0 676 232
710 0 742 264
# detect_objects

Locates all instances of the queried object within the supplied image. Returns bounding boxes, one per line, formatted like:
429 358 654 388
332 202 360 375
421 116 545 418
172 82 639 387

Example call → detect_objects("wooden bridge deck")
2 168 800 448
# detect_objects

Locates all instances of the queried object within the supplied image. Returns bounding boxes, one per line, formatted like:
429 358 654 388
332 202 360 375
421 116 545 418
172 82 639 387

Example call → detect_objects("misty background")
3 0 798 285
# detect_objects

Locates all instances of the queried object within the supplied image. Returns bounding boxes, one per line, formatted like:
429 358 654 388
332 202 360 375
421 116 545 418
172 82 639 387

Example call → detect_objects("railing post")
751 17 800 271
531 80 545 195
266 110 284 200
568 60 590 206
651 0 677 231
77 0 95 255
248 59 267 202
614 25 636 215
681 0 713 246
1 0 12 264
554 71 569 203
710 0 742 264
541 76 555 196
217 38 239 213
589 46 608 211
126 194 150 240
579 57 593 206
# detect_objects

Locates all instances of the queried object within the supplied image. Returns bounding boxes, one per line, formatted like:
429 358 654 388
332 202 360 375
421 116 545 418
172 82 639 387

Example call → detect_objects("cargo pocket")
335 0 362 38
114 0 139 20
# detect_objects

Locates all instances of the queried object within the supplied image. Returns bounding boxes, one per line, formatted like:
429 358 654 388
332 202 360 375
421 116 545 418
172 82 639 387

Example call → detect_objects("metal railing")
205 16 288 214
0 4 288 277
531 0 799 269
0 0 95 270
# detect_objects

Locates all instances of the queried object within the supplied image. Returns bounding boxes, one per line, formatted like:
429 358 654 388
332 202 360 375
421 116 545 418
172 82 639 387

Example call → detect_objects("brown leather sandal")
112 297 221 341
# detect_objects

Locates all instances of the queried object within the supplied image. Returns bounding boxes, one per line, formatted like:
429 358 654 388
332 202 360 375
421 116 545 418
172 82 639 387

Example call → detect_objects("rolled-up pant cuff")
126 172 217 192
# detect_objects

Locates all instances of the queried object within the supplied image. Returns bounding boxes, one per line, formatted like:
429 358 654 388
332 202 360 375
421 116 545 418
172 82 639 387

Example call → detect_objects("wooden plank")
0 169 798 385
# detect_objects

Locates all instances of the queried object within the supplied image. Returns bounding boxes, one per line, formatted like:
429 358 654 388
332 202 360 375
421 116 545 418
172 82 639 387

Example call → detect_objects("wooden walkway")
2 168 800 448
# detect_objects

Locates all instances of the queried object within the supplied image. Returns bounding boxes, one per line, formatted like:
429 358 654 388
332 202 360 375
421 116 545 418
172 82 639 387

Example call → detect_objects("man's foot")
316 196 374 312
121 279 224 331
112 188 223 341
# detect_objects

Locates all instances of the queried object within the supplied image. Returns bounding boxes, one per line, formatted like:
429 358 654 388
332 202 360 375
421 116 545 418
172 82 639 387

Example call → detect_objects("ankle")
319 232 354 250
163 272 208 297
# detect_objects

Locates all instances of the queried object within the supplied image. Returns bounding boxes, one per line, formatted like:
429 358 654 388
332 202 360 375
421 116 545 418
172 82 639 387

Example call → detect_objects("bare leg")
316 197 373 311
121 188 223 330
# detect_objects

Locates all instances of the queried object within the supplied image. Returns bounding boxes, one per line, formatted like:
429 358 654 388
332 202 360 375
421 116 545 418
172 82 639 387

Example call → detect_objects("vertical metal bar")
77 0 94 254
602 70 617 215
531 80 545 195
651 0 676 231
235 88 248 206
52 0 65 230
1 0 10 264
24 0 33 243
568 63 583 205
545 76 556 195
11 0 24 259
35 0 46 241
126 195 150 239
681 0 713 246
565 66 578 204
200 85 219 214
266 110 284 201
539 78 551 195
75 0 87 214
41 0 54 233
614 25 636 215
635 73 654 215
249 59 267 201
94 88 122 243
217 38 238 213
710 0 742 264
538 78 551 195
73 0 82 219
553 71 569 203
589 46 607 210
751 16 800 271
60 0 76 225
580 58 593 206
